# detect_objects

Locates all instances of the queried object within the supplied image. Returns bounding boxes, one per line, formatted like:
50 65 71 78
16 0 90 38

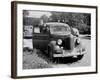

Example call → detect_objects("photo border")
11 1 98 78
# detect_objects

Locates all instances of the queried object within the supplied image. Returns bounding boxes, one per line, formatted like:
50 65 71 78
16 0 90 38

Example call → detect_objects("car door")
33 27 50 50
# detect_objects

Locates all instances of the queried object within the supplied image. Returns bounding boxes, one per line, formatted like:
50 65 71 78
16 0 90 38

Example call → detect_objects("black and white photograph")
23 10 91 69
11 1 97 78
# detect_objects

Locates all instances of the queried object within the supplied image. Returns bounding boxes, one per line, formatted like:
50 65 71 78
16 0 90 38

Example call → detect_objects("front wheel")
77 54 84 60
48 46 55 62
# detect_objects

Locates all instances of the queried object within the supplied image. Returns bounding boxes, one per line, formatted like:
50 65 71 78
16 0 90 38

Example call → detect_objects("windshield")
49 25 71 35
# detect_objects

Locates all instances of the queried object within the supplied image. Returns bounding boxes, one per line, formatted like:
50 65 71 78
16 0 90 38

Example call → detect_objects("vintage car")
32 22 86 60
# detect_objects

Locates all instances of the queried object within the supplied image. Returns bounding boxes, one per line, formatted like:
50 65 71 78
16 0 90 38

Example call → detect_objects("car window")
33 26 49 34
50 25 70 35
34 27 40 33
50 26 68 32
39 25 50 34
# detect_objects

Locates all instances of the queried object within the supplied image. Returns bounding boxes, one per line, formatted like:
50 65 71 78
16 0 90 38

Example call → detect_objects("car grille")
62 37 74 50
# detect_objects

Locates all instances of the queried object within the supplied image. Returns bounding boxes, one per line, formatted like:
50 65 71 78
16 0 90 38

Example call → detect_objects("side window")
41 25 50 34
33 25 50 34
34 27 40 33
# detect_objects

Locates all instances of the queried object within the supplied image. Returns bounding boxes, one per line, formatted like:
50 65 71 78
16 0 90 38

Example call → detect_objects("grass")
23 49 52 69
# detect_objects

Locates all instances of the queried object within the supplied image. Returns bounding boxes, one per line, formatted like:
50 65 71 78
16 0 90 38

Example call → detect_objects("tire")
77 54 84 60
40 49 45 54
48 46 54 61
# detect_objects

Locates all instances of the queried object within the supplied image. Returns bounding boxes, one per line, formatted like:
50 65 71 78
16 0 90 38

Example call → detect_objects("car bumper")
53 48 86 57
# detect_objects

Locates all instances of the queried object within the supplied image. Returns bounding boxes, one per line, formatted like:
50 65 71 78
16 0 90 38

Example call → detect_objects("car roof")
45 22 70 27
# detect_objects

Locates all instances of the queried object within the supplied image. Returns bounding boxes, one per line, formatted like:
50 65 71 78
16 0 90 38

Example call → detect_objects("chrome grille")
62 37 74 50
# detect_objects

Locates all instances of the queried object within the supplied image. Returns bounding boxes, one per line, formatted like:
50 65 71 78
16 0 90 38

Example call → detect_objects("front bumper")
53 48 86 57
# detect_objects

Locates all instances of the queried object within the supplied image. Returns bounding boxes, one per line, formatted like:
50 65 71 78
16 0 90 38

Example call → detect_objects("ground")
23 35 91 69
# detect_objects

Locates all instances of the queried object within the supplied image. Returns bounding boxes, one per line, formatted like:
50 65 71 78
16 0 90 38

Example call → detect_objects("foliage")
50 12 91 34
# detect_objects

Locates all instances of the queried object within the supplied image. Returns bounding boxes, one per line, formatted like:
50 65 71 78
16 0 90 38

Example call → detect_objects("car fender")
48 41 56 51
76 42 86 54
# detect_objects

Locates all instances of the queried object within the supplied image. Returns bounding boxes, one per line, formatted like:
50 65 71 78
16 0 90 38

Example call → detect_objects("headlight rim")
76 38 80 44
57 39 62 45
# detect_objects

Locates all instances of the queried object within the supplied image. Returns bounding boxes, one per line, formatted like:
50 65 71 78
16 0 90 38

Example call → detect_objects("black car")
32 22 86 60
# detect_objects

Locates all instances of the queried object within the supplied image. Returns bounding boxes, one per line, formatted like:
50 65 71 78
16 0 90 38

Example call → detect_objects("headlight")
76 38 80 44
57 39 62 45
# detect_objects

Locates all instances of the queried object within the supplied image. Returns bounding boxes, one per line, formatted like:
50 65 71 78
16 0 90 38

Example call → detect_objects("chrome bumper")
53 48 86 57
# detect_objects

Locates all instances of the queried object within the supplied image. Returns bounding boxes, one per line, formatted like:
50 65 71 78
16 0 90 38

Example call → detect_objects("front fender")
75 42 86 55
48 41 57 51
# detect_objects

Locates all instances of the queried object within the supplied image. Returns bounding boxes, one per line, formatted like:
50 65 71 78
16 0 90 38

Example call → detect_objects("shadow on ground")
37 50 79 65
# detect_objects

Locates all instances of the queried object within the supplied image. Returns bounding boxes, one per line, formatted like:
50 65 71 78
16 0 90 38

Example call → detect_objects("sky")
25 10 52 18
